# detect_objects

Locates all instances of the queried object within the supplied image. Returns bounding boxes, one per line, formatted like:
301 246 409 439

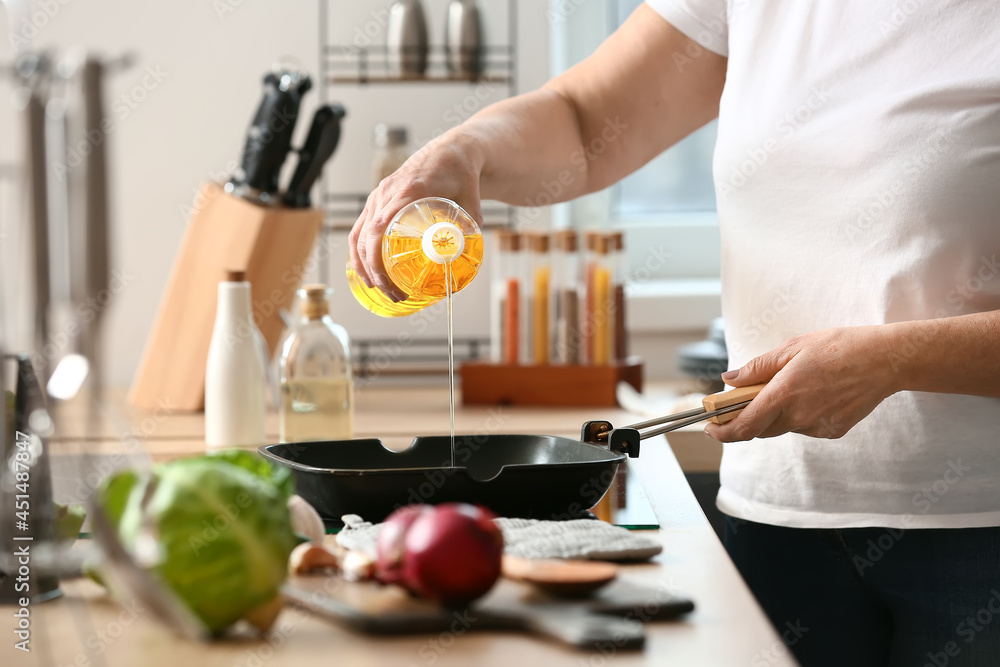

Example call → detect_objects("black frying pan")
259 434 625 523
258 385 763 524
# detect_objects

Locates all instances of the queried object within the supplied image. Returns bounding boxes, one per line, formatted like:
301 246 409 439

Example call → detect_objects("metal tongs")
581 383 767 457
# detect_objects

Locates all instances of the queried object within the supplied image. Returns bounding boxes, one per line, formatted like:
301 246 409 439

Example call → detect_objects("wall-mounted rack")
316 0 520 281
325 44 514 85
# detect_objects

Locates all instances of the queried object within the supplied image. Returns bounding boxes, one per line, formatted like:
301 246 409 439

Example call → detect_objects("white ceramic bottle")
205 270 267 448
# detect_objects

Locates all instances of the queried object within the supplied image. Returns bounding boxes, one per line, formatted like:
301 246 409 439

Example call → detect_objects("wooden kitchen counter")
5 384 796 666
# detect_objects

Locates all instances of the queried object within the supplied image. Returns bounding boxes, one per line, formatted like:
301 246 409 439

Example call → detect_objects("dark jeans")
723 516 1000 667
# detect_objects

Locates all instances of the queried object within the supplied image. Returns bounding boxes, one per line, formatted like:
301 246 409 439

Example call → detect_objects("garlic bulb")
287 494 325 543
288 542 340 575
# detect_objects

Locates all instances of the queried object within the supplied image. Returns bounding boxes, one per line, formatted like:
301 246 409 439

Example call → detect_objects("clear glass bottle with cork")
491 229 524 364
278 284 353 442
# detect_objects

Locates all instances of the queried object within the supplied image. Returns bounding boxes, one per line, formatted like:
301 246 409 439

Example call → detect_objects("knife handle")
283 104 346 208
239 73 310 193
702 383 767 424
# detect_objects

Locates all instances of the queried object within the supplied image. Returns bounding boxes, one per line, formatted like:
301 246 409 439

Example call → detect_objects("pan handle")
582 384 767 458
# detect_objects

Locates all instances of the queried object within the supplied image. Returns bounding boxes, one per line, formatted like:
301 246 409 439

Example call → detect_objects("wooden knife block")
129 181 322 411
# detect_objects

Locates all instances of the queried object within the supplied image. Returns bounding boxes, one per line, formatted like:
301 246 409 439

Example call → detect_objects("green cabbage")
96 451 297 634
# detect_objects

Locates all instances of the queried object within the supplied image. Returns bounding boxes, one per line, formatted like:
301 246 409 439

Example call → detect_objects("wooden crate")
129 182 322 412
460 358 644 407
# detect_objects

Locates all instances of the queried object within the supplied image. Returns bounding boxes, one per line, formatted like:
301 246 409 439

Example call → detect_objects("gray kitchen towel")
336 514 662 562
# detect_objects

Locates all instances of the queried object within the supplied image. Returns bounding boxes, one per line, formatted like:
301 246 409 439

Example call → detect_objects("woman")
349 2 1000 664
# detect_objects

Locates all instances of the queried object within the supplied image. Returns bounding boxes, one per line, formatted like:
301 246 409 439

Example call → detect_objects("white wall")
0 0 551 387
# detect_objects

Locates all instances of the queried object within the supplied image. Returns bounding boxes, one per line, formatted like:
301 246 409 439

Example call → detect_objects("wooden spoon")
502 556 618 597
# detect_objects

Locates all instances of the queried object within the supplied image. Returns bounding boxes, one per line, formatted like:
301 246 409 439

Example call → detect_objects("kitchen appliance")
444 0 483 78
259 384 764 523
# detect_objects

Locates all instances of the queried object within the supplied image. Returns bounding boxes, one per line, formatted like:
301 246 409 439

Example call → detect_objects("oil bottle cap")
299 283 331 319
422 221 466 264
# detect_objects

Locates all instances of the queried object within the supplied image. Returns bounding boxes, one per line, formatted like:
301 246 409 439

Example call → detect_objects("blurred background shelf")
322 191 515 231
324 44 514 86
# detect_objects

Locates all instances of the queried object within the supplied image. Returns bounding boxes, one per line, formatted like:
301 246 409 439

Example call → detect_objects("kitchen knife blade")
282 103 346 208
228 69 311 204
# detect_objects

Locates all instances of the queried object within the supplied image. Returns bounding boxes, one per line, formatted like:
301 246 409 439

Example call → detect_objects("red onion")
375 504 430 585
398 503 503 606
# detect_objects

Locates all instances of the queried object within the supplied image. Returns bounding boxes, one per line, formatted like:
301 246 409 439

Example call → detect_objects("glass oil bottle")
278 284 353 442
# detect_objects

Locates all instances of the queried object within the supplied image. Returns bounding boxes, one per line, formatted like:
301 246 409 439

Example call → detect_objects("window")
550 0 721 284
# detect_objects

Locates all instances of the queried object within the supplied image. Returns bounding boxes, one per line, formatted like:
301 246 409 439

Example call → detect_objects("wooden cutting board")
284 574 694 651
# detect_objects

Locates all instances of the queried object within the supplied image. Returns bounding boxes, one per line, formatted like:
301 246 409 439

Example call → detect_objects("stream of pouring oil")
445 260 456 467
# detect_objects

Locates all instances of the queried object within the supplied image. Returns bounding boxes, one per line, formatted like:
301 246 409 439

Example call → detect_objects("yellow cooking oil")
383 233 484 298
347 197 483 317
346 266 439 317
280 376 353 442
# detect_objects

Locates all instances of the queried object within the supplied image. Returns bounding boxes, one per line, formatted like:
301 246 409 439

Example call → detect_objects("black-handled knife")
283 104 346 208
228 69 311 204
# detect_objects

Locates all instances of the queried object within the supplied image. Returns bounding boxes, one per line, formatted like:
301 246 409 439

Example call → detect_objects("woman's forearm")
437 89 595 206
431 4 727 208
885 311 1000 398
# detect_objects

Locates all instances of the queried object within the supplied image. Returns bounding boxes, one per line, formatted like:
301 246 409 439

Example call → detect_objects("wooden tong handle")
702 383 767 424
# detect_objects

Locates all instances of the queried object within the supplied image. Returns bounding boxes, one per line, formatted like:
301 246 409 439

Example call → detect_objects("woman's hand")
704 326 901 442
348 132 484 302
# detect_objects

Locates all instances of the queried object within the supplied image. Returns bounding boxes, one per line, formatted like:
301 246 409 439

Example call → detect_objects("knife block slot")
460 359 644 408
129 181 322 411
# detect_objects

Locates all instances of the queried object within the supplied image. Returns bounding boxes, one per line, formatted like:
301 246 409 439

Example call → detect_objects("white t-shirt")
647 0 1000 528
